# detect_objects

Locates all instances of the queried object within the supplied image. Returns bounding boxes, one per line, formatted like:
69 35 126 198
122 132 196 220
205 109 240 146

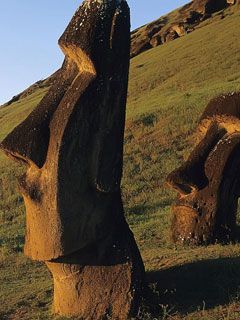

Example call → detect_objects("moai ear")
205 129 240 183
93 2 131 192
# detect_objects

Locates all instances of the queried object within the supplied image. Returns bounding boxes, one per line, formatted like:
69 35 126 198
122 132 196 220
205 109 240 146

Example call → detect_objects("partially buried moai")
167 93 240 245
0 0 144 318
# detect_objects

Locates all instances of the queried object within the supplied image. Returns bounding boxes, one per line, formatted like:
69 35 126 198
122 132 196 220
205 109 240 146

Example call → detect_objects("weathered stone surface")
171 24 186 37
130 35 152 58
0 0 144 318
204 0 228 14
150 33 162 47
46 228 143 319
130 0 238 58
164 29 179 43
167 93 240 245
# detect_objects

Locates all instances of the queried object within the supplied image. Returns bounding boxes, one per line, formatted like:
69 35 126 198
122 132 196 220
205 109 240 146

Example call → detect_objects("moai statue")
0 0 145 318
167 93 240 245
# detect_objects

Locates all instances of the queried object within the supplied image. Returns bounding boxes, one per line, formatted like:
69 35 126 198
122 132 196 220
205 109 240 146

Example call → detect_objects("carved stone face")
167 93 240 244
0 0 131 261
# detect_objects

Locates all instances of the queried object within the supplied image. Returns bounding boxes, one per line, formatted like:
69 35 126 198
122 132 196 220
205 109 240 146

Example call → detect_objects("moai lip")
0 0 145 318
167 93 240 245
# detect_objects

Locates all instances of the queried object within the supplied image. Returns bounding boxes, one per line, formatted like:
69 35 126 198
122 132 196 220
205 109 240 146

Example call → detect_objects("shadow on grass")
145 257 240 316
127 200 172 216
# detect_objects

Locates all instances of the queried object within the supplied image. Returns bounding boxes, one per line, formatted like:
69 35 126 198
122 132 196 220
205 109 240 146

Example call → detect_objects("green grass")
1 7 240 320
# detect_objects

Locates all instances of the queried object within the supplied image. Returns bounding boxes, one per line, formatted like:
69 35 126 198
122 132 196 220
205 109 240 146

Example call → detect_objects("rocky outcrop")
189 0 227 15
130 0 237 58
0 0 144 319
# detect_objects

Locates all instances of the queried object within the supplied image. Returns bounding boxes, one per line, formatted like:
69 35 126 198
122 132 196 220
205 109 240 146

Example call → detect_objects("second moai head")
167 93 240 244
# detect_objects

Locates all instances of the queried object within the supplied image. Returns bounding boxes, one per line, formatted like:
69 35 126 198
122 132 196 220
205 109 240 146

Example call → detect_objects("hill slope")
1 4 240 320
2 0 239 108
130 0 239 57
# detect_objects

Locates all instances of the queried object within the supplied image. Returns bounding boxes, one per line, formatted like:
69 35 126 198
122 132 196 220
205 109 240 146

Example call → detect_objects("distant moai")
167 93 240 244
0 0 145 318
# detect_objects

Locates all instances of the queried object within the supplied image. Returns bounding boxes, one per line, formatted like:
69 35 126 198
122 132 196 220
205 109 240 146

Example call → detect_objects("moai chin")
0 0 145 318
167 93 240 245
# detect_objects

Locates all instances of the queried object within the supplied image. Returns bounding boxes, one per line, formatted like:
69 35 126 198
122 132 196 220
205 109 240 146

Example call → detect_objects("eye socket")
174 183 195 195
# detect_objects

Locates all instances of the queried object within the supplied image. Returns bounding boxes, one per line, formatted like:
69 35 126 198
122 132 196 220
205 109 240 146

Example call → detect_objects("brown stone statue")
0 0 144 318
167 93 240 245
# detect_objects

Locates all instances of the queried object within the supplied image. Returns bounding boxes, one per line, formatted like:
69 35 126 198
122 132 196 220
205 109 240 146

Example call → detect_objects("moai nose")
167 167 197 195
0 58 78 168
0 113 51 168
167 121 228 195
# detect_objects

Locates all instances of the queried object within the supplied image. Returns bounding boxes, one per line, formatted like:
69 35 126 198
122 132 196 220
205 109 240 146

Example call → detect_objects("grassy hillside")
1 7 240 320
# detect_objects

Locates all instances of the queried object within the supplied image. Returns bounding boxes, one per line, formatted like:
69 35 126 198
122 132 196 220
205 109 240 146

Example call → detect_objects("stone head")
167 93 240 244
0 0 131 261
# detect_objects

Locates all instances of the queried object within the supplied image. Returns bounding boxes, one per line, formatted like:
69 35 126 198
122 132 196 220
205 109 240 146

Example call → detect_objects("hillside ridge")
1 0 239 108
131 0 238 58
